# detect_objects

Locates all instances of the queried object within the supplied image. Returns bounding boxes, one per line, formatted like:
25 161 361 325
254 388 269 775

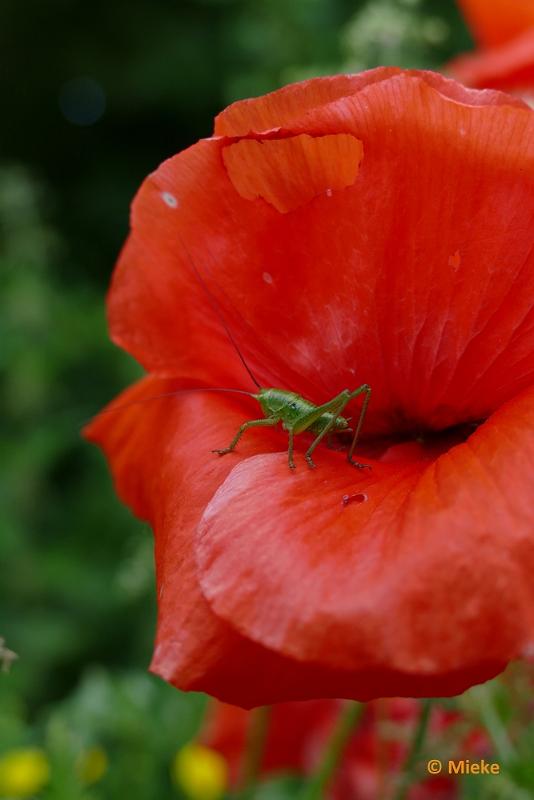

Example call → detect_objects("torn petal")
223 134 363 213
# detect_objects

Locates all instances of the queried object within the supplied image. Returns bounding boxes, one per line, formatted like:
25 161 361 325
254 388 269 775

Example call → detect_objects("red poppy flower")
201 698 489 799
85 67 534 708
449 0 534 94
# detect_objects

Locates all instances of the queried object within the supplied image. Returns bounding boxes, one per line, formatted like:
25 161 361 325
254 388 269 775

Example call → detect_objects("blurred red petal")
201 700 336 783
457 0 534 48
202 698 479 799
449 29 534 92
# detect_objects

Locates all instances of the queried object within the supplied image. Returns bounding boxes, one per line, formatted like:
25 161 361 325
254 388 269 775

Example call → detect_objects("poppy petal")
107 145 260 388
196 386 534 674
83 376 302 704
107 72 534 439
85 377 505 703
222 134 363 213
213 75 534 434
213 69 400 136
213 66 522 136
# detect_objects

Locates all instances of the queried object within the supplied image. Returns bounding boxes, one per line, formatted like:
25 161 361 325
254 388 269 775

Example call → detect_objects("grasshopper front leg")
213 416 280 456
287 429 296 470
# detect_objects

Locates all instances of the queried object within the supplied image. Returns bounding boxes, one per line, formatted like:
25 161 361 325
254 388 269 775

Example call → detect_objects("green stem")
471 684 514 764
236 705 271 799
393 698 434 800
299 701 363 800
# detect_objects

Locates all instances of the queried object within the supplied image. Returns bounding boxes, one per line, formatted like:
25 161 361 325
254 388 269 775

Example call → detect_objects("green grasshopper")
212 385 371 471
100 381 371 471
181 242 372 471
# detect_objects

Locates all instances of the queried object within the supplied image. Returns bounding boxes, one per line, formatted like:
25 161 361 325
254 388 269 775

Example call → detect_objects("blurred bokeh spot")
172 744 228 800
59 77 106 127
0 748 50 797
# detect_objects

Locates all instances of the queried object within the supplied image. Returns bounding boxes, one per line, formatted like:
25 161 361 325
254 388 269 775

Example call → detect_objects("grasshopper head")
335 415 352 432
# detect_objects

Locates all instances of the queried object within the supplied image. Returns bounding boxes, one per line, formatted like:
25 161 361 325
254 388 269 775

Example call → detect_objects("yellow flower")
76 747 108 785
0 748 50 797
171 743 228 800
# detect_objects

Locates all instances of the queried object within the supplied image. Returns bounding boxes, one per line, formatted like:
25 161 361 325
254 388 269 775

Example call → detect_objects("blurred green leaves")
0 166 147 715
1 667 206 800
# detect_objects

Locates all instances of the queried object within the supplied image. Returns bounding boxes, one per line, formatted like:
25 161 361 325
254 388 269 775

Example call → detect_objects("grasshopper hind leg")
348 458 372 470
347 384 372 469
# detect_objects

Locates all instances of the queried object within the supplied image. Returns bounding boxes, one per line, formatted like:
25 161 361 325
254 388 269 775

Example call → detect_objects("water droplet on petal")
262 271 273 285
342 492 367 507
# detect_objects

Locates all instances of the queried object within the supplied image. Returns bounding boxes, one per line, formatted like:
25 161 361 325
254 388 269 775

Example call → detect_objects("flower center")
355 419 485 465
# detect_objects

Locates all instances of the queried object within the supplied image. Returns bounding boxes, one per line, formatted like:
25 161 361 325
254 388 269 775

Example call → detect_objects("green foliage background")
1 1 532 798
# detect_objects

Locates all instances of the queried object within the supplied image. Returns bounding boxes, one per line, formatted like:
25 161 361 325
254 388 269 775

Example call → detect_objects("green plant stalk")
471 684 515 764
299 701 364 800
393 698 434 800
236 705 272 799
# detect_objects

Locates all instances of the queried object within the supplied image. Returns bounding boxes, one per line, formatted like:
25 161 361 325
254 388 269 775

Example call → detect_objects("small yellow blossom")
76 746 109 785
0 747 50 797
171 743 228 800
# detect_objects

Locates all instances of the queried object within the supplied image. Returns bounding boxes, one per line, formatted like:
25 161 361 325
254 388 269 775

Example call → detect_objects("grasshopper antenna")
179 237 262 390
82 387 257 427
